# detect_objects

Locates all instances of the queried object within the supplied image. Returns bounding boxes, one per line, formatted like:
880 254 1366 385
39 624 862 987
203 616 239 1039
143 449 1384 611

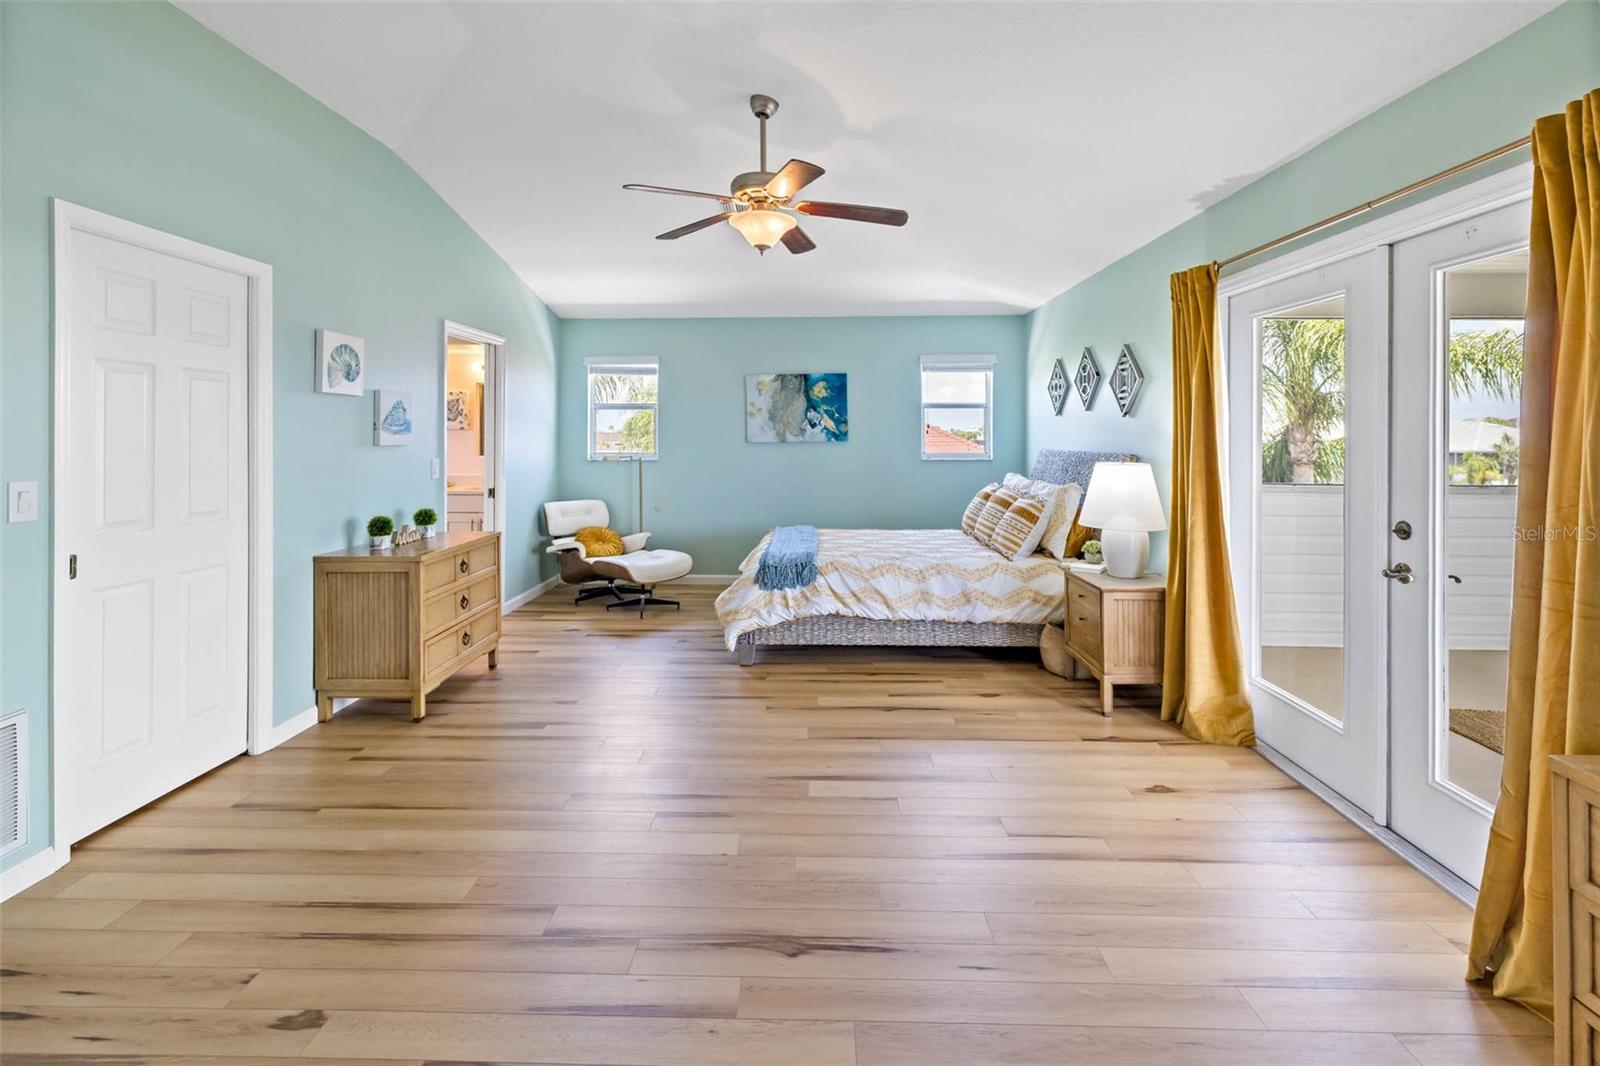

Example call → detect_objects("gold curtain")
1469 88 1600 1021
1162 264 1256 746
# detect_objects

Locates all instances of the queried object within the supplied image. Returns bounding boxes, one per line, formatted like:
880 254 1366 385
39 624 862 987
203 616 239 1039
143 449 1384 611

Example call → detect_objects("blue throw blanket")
756 525 818 591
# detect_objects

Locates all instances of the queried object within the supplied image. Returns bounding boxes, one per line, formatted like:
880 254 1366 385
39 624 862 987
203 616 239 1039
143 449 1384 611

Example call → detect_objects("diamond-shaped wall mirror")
1110 344 1145 417
1047 358 1068 415
1074 347 1101 410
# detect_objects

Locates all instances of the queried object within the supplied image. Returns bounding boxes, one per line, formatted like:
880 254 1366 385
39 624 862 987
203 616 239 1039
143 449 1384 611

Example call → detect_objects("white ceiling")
179 1 1554 318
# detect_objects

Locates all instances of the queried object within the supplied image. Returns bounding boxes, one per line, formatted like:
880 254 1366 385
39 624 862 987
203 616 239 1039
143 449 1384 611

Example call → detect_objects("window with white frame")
921 354 993 460
587 356 658 460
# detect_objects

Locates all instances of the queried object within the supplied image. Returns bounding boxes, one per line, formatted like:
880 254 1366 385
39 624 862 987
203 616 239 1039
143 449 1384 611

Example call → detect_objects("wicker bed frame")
727 448 1136 667
734 616 1042 665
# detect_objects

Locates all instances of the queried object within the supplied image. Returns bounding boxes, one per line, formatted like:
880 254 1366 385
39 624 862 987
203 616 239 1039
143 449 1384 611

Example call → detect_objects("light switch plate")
8 481 39 522
431 458 441 479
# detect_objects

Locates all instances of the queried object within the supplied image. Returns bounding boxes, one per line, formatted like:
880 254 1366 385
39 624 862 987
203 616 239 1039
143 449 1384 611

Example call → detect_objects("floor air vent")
0 711 24 857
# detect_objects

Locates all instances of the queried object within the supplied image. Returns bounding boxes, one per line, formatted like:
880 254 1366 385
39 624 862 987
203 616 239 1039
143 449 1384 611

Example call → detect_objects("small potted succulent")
367 514 395 550
413 507 439 538
1082 539 1104 565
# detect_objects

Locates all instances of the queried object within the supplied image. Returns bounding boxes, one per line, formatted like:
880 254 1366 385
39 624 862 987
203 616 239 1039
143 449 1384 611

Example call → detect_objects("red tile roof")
924 424 984 454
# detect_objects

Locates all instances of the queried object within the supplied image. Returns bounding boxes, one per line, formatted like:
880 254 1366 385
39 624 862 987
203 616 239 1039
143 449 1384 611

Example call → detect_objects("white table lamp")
1078 461 1166 578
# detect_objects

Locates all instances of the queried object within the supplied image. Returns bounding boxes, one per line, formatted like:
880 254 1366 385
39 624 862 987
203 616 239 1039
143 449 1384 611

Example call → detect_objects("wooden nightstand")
1062 569 1166 715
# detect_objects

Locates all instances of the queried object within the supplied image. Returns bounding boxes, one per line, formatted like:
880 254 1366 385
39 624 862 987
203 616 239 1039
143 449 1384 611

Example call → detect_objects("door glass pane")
1257 296 1347 721
1441 249 1525 806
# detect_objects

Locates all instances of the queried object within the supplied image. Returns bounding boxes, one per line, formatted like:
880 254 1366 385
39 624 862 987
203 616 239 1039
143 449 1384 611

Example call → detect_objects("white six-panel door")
59 228 250 844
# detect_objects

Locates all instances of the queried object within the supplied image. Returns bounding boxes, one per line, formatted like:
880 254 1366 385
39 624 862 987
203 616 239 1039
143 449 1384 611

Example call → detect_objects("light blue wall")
0 2 559 871
557 316 1028 573
1025 0 1600 569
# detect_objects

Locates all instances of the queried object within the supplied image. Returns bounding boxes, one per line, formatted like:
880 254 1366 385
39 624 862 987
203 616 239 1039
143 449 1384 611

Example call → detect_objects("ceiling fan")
623 94 909 255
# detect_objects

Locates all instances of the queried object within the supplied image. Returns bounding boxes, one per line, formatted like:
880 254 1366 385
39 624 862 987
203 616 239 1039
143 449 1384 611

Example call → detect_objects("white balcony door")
1390 200 1529 886
58 226 250 844
1226 249 1390 818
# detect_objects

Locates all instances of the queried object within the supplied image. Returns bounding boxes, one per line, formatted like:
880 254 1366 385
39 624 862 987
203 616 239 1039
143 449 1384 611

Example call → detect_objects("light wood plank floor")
1 584 1548 1064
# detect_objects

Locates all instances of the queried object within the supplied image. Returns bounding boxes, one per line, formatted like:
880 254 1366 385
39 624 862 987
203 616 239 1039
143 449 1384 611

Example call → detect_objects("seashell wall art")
315 329 365 396
374 389 415 447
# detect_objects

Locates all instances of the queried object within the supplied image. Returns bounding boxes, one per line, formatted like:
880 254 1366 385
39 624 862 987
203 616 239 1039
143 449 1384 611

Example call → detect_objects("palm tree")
1259 321 1524 485
1260 318 1346 485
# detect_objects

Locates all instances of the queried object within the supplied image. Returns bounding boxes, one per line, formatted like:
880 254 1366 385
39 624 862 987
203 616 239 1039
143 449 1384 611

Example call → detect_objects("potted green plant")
1082 539 1104 565
367 514 395 550
413 507 439 538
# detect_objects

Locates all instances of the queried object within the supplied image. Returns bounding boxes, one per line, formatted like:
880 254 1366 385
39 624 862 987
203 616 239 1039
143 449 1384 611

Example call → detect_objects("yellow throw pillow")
1065 518 1095 558
574 525 625 557
989 494 1053 561
971 487 1019 546
961 483 1000 536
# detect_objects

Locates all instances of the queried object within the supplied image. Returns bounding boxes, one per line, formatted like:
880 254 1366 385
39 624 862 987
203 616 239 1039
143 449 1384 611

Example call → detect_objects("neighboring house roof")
924 423 984 454
1449 419 1518 454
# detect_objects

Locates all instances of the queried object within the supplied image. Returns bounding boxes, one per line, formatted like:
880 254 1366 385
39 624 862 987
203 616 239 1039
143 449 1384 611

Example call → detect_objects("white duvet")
714 528 1066 650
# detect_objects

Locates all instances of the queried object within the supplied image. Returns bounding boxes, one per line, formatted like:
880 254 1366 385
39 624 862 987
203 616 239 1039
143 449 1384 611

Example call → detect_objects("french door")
1390 201 1529 885
1226 197 1529 887
1227 249 1391 819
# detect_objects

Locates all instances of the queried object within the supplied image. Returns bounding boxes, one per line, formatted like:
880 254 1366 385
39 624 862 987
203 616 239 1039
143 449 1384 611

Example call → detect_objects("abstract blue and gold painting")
745 373 848 443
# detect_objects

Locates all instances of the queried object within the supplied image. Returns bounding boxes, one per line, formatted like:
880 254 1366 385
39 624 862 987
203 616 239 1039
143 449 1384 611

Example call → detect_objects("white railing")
1259 483 1516 649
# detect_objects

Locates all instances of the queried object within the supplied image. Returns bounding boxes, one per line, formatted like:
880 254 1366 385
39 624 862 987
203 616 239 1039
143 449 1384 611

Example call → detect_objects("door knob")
1381 563 1414 584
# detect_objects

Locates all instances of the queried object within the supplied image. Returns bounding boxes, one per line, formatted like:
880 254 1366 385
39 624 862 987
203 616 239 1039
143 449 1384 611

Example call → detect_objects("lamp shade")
729 209 796 251
1078 461 1166 532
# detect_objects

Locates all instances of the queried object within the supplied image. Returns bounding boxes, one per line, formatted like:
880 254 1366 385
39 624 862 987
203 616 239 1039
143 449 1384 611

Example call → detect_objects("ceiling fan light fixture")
729 208 796 252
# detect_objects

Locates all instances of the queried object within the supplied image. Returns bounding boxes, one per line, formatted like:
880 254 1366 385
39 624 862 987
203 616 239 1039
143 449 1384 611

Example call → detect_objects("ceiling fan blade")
656 213 732 240
624 183 733 203
794 200 909 226
781 226 816 255
765 159 825 201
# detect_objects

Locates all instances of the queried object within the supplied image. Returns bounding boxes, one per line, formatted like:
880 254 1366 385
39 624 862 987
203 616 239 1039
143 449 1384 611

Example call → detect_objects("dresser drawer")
422 551 466 592
425 610 498 677
421 572 499 637
1067 576 1102 614
464 538 498 578
1066 603 1102 665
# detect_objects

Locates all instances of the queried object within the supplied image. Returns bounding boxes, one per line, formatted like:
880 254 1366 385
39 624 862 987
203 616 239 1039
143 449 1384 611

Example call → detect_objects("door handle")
1447 574 1462 584
1381 563 1414 584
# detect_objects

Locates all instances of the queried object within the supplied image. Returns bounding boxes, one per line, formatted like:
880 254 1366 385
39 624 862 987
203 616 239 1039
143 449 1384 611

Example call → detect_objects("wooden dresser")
1062 570 1166 716
1553 755 1600 1062
314 530 501 722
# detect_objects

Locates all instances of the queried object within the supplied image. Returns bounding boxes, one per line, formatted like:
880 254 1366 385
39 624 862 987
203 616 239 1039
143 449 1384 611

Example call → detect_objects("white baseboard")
504 573 560 613
674 573 738 586
250 705 318 755
0 844 68 900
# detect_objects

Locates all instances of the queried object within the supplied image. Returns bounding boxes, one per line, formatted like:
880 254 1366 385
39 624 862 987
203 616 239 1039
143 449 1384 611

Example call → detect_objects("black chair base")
605 590 681 618
575 581 648 605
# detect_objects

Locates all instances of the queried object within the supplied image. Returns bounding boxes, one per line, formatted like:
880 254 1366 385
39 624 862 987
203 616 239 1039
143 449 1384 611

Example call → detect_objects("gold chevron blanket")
715 528 1066 650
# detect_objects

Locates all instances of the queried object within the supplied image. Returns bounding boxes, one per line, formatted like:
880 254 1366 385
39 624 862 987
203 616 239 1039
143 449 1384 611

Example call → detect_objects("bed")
715 449 1134 664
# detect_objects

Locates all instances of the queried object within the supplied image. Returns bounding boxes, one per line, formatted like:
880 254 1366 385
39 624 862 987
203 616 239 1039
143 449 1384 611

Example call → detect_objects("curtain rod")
1217 133 1532 270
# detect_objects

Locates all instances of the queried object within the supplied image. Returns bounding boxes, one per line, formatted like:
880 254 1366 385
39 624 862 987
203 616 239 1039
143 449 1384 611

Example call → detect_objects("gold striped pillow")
961 483 1000 536
989 494 1054 561
971 487 1018 545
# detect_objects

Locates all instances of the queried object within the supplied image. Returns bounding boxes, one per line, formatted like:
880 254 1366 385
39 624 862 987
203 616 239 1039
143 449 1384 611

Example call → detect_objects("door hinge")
487 487 495 499
69 554 77 580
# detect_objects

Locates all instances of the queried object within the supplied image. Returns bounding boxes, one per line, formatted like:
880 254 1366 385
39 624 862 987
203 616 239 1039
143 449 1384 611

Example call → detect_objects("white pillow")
1002 472 1082 559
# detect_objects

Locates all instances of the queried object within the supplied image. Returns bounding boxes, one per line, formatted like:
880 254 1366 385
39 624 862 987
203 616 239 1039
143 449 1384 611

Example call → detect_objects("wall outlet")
430 458 441 479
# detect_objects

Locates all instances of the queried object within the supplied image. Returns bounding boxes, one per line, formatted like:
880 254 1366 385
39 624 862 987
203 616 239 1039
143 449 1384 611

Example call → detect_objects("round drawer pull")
460 630 472 647
459 558 469 574
460 594 470 610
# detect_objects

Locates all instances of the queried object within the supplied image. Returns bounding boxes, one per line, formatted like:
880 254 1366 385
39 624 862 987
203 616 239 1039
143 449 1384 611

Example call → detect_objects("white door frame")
442 320 506 540
50 200 275 864
1216 164 1532 872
